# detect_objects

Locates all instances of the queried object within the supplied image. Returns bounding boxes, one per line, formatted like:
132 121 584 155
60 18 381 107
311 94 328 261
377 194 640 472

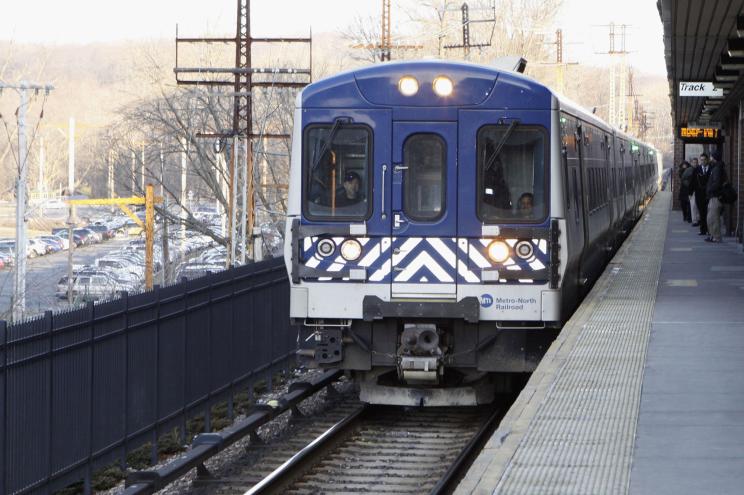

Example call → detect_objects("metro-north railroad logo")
480 294 493 308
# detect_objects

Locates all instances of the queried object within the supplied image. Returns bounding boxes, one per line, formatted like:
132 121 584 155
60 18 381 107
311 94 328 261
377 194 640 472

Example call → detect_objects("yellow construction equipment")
67 184 163 289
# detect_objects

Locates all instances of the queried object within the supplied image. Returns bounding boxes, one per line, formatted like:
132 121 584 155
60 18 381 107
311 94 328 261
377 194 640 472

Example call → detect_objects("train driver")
335 171 365 207
517 192 534 218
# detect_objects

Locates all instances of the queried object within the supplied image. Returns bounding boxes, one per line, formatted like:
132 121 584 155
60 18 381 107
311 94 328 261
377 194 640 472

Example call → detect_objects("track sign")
679 82 724 98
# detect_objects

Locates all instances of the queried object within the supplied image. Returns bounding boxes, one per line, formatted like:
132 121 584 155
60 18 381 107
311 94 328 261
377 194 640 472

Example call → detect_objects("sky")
0 0 667 76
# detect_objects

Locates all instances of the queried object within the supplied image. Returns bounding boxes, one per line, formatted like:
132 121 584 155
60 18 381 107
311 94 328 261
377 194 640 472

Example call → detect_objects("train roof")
300 59 653 148
301 59 553 110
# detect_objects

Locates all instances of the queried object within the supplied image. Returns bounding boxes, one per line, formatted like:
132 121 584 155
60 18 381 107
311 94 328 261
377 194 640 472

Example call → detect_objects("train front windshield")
303 125 372 220
477 125 547 223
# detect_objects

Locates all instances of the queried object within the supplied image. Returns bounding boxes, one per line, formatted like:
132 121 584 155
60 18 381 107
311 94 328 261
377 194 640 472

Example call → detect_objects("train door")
560 115 587 283
389 122 458 299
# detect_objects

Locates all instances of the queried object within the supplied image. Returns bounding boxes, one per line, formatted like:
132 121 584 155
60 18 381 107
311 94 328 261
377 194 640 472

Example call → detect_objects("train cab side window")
403 134 446 221
477 125 547 223
303 125 372 220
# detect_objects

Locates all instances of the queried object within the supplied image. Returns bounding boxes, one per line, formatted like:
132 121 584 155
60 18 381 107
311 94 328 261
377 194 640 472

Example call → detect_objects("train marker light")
398 76 419 96
515 240 534 260
432 76 454 97
487 240 510 263
340 239 363 261
317 238 336 258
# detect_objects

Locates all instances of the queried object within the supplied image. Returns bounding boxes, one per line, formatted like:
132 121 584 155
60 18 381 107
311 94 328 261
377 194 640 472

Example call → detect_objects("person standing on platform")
693 153 712 236
678 161 692 222
705 151 727 243
689 157 700 225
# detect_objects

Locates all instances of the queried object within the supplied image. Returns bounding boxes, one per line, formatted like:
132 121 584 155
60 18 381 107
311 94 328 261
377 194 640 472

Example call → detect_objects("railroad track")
212 402 505 495
125 373 512 495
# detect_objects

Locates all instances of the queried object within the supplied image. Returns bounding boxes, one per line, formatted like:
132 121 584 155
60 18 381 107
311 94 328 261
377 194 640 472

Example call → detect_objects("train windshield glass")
304 125 371 220
477 125 547 223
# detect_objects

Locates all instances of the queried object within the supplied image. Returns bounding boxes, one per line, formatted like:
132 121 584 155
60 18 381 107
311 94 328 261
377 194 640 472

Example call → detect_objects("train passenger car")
284 60 658 406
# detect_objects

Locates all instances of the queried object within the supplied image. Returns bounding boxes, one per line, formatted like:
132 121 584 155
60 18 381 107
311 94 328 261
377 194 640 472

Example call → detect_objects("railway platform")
457 189 744 494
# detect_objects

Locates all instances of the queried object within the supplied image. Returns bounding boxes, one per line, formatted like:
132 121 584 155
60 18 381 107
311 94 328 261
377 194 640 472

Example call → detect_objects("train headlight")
398 76 419 96
340 239 363 261
432 76 454 97
316 238 336 258
515 240 534 260
487 240 510 263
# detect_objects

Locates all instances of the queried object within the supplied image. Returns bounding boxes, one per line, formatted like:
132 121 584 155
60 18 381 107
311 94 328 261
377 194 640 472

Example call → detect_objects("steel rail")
122 369 342 495
244 403 368 494
429 405 505 494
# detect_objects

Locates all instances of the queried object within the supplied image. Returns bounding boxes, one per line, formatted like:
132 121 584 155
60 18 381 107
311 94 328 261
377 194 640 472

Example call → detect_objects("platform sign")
679 82 724 98
678 127 722 142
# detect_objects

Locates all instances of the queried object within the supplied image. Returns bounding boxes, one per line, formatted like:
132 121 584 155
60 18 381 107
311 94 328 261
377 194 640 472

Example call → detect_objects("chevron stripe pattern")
458 238 549 284
300 236 549 284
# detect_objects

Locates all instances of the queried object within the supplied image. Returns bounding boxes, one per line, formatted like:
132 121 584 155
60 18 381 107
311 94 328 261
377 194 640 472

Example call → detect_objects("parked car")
72 228 95 245
57 230 84 247
28 238 51 256
86 224 114 240
0 246 15 266
70 274 119 301
41 235 68 250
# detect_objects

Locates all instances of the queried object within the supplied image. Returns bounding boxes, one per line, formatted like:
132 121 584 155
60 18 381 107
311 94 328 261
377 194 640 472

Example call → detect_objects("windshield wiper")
310 117 352 171
484 120 519 172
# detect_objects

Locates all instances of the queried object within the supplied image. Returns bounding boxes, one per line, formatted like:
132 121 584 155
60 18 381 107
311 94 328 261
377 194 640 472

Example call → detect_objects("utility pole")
180 137 188 240
38 137 45 195
175 0 312 264
68 117 75 196
160 145 170 284
0 81 54 322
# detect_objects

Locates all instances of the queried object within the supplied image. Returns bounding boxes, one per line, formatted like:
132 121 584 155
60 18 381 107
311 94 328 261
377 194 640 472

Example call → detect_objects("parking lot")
0 206 230 320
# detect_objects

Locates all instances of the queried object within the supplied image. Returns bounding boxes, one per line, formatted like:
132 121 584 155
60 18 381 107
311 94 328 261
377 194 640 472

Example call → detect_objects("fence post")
121 292 129 472
151 285 161 466
44 311 54 493
1 319 7 495
85 301 95 495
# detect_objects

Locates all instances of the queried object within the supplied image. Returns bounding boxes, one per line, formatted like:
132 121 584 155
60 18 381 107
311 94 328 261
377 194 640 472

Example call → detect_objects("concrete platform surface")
456 190 744 494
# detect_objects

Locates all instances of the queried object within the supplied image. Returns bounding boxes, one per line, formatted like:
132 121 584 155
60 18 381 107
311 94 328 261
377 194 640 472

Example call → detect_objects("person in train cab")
482 158 512 210
335 171 365 207
677 161 692 223
693 153 711 235
687 157 700 225
705 150 727 243
517 192 535 218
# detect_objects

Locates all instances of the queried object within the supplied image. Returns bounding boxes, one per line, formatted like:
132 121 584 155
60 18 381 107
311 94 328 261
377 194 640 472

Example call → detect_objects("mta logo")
480 294 493 308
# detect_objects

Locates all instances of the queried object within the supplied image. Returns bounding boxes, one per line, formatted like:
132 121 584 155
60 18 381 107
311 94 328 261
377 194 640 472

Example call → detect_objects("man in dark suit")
693 153 712 235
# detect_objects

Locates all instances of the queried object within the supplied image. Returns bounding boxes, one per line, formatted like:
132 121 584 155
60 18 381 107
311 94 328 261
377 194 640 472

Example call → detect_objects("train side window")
303 125 372 221
403 133 446 221
477 125 548 223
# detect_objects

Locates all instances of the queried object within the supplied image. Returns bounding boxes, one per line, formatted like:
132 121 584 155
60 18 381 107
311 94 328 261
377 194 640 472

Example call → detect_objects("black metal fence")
0 257 295 494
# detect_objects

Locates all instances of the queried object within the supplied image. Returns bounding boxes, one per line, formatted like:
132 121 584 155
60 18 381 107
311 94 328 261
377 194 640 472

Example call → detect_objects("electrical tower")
601 23 630 129
539 29 579 94
353 0 422 62
174 0 311 263
443 2 497 58
381 0 392 61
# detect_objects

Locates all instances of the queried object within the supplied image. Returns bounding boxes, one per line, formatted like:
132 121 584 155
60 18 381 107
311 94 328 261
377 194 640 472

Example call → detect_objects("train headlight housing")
316 238 336 258
487 240 510 263
432 76 454 97
398 76 419 96
340 239 362 261
515 240 534 260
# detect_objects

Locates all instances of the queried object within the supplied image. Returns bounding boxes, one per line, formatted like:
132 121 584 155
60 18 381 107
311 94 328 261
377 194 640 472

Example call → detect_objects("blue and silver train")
284 60 659 406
